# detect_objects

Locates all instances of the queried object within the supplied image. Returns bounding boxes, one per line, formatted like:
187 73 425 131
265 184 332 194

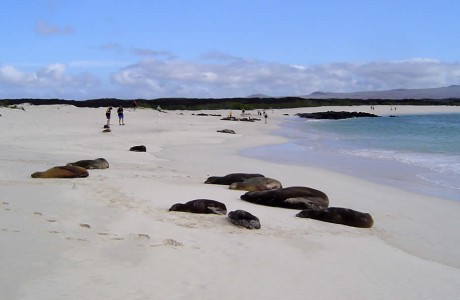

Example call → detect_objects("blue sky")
1 0 459 100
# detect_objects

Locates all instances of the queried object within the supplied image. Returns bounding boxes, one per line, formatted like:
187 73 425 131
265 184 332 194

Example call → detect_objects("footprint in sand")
137 233 151 239
150 238 184 248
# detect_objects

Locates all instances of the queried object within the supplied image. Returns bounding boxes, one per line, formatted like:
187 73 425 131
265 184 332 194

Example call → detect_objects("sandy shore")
1 104 460 300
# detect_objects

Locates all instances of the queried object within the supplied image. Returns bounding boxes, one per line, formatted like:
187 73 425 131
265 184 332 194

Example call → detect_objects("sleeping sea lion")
169 199 227 215
31 166 89 178
204 173 265 185
240 186 329 210
227 210 261 229
229 177 282 191
296 207 374 228
66 158 109 169
130 145 146 152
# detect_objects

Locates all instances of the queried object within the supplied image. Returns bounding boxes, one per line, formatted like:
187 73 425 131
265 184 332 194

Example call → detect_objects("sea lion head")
31 171 43 178
204 176 219 184
169 203 186 212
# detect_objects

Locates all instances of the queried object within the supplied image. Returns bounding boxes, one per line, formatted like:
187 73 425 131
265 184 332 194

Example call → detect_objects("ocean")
241 112 460 201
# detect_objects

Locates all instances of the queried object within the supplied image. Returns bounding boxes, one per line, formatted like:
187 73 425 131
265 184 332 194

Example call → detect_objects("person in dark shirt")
117 106 124 125
105 107 112 125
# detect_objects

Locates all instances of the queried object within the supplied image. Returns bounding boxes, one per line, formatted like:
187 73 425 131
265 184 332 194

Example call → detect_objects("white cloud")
0 65 27 83
1 57 460 99
0 63 100 99
111 57 460 98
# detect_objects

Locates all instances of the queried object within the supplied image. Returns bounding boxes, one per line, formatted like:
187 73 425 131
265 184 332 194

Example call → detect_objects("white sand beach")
1 104 460 300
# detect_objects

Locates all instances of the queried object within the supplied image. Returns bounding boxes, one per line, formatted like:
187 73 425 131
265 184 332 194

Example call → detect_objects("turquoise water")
242 113 460 201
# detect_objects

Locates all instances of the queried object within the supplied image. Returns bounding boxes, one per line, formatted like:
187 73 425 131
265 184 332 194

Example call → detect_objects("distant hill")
305 85 460 100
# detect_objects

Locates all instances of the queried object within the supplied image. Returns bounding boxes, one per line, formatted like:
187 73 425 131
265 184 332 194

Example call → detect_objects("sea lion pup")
228 210 261 229
204 173 265 185
169 199 227 215
296 207 374 228
31 166 89 178
229 177 282 192
66 158 109 169
240 186 329 210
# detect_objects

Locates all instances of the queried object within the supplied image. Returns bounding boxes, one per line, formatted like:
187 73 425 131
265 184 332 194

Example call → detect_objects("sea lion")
227 210 261 229
296 207 374 228
240 186 329 210
31 166 89 178
169 199 227 215
229 177 282 191
66 158 109 169
205 173 265 185
130 145 147 152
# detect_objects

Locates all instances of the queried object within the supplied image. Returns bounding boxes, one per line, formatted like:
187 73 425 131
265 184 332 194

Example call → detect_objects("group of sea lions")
169 199 261 230
30 158 109 178
169 173 269 229
172 172 373 229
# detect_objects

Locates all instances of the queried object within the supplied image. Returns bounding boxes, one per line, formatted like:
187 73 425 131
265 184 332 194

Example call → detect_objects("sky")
1 0 460 100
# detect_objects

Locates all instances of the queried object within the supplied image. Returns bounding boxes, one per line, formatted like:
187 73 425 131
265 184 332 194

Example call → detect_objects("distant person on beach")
157 105 162 116
117 106 124 125
132 100 137 110
264 112 268 124
105 107 112 125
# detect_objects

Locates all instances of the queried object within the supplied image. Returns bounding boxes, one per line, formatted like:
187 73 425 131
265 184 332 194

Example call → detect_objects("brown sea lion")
66 158 109 169
204 173 265 185
31 166 89 178
240 186 329 210
169 199 227 215
296 207 374 228
227 210 261 229
229 177 282 191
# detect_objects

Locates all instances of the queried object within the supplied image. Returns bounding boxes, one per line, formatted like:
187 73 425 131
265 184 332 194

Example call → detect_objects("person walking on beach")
105 107 112 125
157 105 162 116
117 106 124 125
264 111 268 124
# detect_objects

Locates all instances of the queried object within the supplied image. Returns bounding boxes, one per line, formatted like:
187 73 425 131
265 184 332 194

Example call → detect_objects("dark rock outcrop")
296 111 379 120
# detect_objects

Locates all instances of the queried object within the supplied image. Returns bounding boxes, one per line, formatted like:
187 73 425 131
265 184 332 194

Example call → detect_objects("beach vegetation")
3 97 460 110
